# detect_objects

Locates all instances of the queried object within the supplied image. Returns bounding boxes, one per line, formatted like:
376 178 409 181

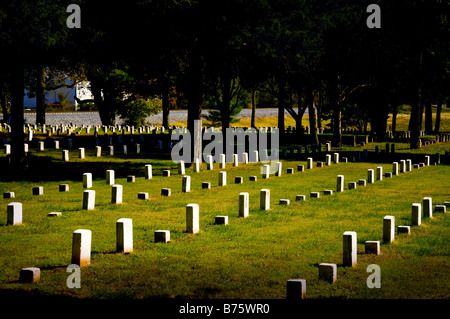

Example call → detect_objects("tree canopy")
1 0 448 168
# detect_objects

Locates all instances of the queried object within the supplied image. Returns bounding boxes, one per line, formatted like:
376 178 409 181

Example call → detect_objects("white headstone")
319 263 337 284
116 218 133 253
82 190 95 210
3 192 15 199
252 150 259 163
233 154 239 167
106 170 115 185
286 279 306 300
182 175 191 193
7 202 22 225
262 164 270 179
325 154 331 166
367 169 374 184
194 158 201 172
406 159 412 171
79 148 85 159
47 212 62 217
243 152 249 164
307 157 313 169
215 216 228 225
20 267 40 283
260 189 270 211
207 155 213 170
337 175 344 192
275 162 282 176
333 153 339 164
343 231 357 267
400 160 406 173
348 182 357 190
376 166 383 181
392 162 398 176
186 204 199 234
83 173 92 188
154 230 170 243
397 225 410 235
178 161 185 175
161 188 171 196
111 185 123 204
220 154 226 169
61 150 69 162
412 203 421 226
239 192 249 218
219 171 226 186
365 241 380 255
423 197 432 218
72 229 92 267
32 186 44 195
145 164 152 179
138 192 149 200
383 216 395 243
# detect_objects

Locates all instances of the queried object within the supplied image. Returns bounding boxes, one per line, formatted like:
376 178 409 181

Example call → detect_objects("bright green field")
0 141 449 300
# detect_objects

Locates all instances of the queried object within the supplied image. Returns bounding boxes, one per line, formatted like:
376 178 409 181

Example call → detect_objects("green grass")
0 145 449 299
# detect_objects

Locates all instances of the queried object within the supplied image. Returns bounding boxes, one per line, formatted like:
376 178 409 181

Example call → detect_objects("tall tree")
0 0 71 170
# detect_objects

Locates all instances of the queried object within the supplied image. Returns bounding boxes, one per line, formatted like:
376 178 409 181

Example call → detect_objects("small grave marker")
72 229 92 267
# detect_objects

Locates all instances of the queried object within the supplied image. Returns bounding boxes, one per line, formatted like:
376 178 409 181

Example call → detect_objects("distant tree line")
0 0 448 170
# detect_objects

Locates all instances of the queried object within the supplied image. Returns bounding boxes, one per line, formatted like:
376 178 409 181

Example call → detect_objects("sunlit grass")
0 148 449 299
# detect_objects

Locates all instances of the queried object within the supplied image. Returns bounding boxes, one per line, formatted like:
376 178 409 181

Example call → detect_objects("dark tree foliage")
1 0 448 170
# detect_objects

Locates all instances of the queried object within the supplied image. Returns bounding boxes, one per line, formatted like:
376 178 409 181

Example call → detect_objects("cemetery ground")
0 141 449 300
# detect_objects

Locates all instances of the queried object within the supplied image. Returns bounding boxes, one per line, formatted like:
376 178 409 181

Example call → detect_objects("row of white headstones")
7 153 448 298
287 155 450 299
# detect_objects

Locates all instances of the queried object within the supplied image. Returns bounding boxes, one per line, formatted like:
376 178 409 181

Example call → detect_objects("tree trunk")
307 86 319 145
434 103 442 133
221 76 232 131
187 52 203 164
317 89 323 131
35 66 46 125
220 77 232 155
392 105 398 133
424 103 432 134
251 90 256 128
418 102 424 131
410 51 423 149
295 104 306 140
10 64 26 170
91 80 115 126
0 91 9 122
162 84 170 129
277 77 286 134
333 74 342 146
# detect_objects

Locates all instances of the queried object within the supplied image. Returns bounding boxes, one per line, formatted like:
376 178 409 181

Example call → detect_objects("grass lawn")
0 144 449 300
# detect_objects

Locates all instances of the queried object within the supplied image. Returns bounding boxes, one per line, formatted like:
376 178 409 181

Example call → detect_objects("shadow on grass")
0 152 175 182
